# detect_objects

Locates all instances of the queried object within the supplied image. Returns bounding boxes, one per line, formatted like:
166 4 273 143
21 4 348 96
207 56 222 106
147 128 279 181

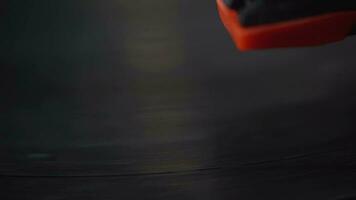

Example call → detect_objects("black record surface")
1 0 356 199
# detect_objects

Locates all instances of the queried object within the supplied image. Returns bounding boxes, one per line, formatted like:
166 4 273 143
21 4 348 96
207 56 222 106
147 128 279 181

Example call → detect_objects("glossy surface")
1 0 356 199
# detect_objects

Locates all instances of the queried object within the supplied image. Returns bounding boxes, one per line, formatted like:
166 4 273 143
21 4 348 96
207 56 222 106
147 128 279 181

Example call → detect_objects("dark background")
1 0 356 199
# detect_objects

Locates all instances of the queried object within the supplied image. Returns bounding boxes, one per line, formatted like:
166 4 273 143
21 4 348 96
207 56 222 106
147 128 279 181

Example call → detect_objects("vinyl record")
1 0 356 199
